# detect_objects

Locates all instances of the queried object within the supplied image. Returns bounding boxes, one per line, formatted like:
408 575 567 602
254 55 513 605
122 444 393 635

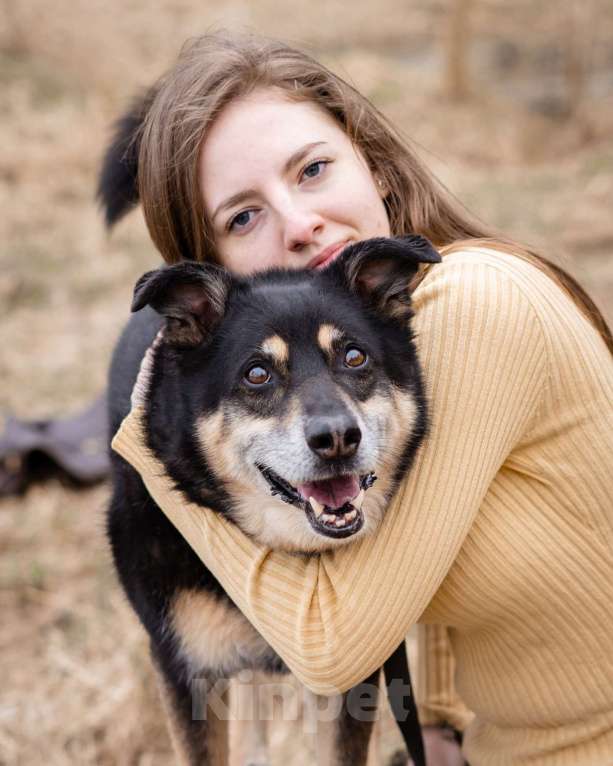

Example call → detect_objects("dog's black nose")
305 416 362 460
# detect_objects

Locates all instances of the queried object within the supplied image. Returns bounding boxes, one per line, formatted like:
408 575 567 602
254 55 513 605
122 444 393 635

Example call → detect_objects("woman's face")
199 88 391 275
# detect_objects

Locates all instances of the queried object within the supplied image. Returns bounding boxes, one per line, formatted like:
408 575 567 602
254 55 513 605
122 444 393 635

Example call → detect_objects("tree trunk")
445 0 473 101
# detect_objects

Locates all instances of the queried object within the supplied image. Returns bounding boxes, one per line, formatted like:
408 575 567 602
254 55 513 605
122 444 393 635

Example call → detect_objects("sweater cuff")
417 624 474 731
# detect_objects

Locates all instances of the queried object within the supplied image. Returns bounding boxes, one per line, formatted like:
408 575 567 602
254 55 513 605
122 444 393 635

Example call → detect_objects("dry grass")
1 1 612 764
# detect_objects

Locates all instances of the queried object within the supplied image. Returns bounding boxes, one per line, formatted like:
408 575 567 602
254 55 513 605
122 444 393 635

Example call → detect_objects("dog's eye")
344 347 367 368
245 365 271 386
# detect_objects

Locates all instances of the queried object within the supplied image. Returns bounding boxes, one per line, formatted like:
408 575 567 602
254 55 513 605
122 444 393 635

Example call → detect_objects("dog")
106 232 440 766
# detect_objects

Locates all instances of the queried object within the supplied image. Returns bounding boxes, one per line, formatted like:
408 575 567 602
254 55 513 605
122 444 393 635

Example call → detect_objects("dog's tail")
97 88 156 228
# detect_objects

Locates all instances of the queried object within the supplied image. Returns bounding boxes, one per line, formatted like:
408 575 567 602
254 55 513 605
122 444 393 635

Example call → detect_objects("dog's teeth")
309 497 324 517
322 513 336 523
345 509 357 522
335 517 346 527
353 489 365 510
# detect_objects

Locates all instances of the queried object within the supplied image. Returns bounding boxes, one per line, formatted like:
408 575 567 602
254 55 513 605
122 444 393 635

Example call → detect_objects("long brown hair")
136 32 612 353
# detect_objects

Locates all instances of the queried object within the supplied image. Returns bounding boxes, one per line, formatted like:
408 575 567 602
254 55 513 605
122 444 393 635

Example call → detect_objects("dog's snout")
305 415 362 460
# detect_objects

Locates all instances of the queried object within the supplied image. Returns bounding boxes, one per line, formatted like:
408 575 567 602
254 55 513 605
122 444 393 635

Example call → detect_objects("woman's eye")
344 347 367 368
301 160 329 181
244 365 271 386
229 209 256 232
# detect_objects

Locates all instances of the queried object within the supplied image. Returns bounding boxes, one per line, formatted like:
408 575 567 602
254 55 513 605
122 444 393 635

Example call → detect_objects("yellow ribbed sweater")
112 249 613 766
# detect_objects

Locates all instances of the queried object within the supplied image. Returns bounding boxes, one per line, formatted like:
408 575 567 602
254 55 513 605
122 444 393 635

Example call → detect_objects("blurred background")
1 1 612 763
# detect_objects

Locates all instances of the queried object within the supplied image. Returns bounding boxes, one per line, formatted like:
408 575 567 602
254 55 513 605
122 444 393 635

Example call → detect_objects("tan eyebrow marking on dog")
317 323 344 355
259 334 289 365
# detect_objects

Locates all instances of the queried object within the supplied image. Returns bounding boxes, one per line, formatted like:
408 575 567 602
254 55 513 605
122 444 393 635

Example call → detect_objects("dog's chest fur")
170 587 281 677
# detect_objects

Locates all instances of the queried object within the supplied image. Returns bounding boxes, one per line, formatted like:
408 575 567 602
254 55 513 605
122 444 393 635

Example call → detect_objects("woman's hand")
422 724 465 765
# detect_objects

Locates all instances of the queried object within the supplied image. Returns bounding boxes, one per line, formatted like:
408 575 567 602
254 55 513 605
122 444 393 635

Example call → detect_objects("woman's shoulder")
412 246 547 326
411 244 546 344
413 245 611 383
414 245 589 333
417 246 553 300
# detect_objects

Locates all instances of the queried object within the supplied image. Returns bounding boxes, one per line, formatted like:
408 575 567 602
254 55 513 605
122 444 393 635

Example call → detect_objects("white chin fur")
229 489 384 553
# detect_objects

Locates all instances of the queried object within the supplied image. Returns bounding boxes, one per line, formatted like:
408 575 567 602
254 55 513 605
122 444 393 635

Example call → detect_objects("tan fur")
281 392 303 426
196 409 276 493
195 408 260 527
304 688 378 766
317 323 344 356
196 409 232 480
356 387 420 535
386 387 419 462
171 588 272 676
153 663 193 766
234 676 270 765
260 334 289 366
196 408 226 447
304 689 344 765
196 410 276 480
153 661 229 765
205 687 230 766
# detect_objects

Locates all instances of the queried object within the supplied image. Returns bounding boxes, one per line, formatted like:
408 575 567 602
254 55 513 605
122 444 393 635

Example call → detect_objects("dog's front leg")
233 671 271 766
304 670 379 765
152 645 229 766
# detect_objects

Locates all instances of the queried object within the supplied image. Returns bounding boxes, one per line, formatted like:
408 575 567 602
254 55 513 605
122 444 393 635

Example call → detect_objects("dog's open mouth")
257 466 376 538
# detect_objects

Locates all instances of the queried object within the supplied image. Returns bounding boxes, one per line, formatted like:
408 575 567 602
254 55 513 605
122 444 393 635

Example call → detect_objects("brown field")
1 1 612 764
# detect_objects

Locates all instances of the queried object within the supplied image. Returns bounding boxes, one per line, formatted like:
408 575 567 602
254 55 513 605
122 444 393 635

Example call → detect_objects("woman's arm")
113 251 547 694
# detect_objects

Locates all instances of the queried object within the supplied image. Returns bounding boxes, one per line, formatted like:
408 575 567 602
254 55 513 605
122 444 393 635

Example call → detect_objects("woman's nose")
282 204 325 253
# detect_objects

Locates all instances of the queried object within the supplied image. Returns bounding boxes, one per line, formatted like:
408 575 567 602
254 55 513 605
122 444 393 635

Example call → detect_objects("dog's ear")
335 235 441 319
97 86 157 228
131 262 232 345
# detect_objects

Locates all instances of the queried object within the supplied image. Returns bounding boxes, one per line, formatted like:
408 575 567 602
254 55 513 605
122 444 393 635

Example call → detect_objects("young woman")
110 32 613 765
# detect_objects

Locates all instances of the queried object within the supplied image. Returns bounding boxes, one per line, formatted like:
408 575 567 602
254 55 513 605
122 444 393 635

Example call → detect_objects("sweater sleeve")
112 253 547 695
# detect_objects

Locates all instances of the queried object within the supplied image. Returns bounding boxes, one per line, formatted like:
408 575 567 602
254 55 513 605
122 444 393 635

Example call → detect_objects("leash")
383 641 426 766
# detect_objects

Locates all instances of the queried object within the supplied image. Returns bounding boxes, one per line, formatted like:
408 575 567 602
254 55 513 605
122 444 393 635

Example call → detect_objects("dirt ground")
1 1 612 764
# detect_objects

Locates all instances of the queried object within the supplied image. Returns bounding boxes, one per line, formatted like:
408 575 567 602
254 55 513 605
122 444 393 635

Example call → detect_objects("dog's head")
132 236 440 552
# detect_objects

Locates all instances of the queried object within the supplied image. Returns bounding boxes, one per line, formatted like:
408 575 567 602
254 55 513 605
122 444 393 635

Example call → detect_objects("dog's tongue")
297 474 360 510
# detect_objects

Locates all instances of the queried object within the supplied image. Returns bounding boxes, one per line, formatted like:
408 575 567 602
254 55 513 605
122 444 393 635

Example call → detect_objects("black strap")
383 641 426 766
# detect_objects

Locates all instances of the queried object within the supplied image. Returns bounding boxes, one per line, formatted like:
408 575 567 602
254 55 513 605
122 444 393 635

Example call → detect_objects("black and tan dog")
107 234 439 765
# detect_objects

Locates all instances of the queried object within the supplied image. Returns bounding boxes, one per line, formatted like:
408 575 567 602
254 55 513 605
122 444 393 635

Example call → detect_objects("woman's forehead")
205 87 343 146
199 89 350 207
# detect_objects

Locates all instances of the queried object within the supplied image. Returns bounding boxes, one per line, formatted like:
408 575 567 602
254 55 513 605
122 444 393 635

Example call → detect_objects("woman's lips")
308 240 350 270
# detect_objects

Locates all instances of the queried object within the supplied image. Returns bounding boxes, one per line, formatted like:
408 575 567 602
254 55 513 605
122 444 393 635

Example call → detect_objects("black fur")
97 89 154 227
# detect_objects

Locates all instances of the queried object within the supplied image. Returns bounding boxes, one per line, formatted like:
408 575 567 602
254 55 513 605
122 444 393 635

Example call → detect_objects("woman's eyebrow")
282 140 327 175
212 189 258 223
212 141 328 223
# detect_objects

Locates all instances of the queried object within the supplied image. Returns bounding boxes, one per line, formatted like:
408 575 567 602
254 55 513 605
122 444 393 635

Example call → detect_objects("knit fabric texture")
112 249 613 765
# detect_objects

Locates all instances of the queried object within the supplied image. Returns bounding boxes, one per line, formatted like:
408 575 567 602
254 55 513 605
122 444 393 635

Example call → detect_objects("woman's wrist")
422 723 465 766
423 722 462 737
